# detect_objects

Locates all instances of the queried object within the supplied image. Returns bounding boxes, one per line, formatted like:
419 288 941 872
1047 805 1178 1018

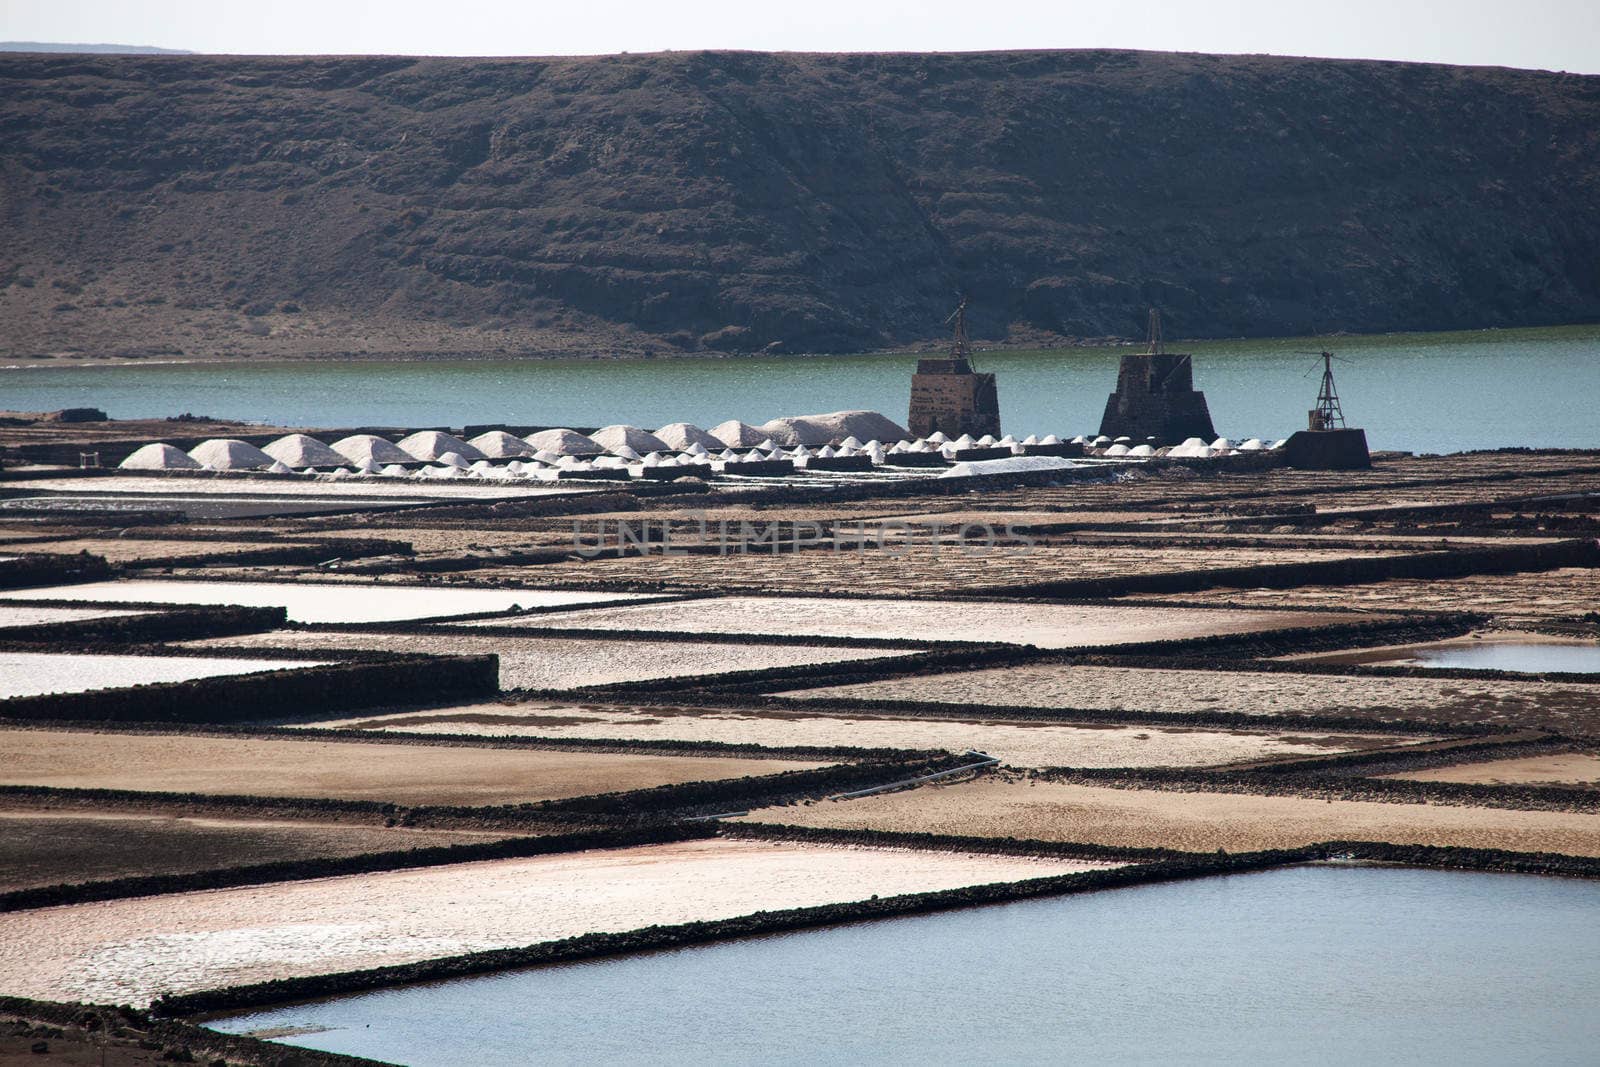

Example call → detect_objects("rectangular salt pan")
0 605 150 629
0 581 662 624
0 651 324 699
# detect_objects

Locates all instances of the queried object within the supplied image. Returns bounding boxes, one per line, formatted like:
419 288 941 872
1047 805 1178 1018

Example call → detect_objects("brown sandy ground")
0 808 514 893
501 543 1402 596
462 595 1359 649
740 776 1600 855
186 630 917 689
1283 629 1600 667
1124 567 1600 622
1 1015 196 1067
1382 752 1600 787
318 701 1417 769
1 538 294 565
780 663 1600 735
0 728 823 807
0 839 1116 1007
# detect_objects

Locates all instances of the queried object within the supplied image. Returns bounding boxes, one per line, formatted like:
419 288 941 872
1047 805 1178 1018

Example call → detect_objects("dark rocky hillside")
2 49 1597 359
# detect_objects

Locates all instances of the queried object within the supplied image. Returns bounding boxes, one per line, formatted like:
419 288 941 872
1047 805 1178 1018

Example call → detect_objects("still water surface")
8 325 1599 454
1409 643 1600 673
209 865 1600 1066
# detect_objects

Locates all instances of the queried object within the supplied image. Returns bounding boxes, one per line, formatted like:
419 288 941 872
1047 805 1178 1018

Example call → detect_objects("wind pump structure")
906 296 1001 438
1284 349 1371 469
1308 350 1347 431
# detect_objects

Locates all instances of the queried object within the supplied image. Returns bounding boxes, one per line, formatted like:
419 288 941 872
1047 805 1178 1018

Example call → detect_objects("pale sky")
2 0 1597 74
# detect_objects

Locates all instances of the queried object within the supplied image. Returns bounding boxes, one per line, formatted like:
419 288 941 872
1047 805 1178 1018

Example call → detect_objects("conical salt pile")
524 429 604 457
396 430 486 463
119 443 202 471
591 425 671 455
266 460 295 475
654 422 723 451
330 434 414 467
187 439 274 470
468 430 536 459
263 434 347 469
708 420 769 448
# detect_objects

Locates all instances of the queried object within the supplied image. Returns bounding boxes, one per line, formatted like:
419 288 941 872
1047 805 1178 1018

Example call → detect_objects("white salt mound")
468 431 536 459
654 422 723 451
396 431 486 463
330 435 414 466
707 420 769 448
759 410 910 448
118 443 202 471
524 429 604 457
263 434 346 469
187 439 273 470
590 425 672 456
266 460 295 475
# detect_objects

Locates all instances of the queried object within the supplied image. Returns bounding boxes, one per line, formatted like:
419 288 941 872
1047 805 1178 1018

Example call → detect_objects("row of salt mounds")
469 430 536 459
331 434 414 466
188 438 274 470
709 420 769 448
396 430 486 463
654 422 724 451
119 442 203 470
591 424 671 456
262 434 347 469
524 428 604 456
759 410 910 448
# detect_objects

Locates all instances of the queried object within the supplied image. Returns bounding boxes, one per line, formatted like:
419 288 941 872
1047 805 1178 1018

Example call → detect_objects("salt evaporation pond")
0 651 321 699
211 865 1600 1066
0 580 660 624
1406 643 1600 674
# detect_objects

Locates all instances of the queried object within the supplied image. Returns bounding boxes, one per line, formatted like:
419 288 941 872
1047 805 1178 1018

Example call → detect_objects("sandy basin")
741 778 1600 856
0 809 515 892
464 596 1353 649
779 663 1600 728
1382 752 1600 787
190 630 915 689
0 728 823 806
319 703 1411 768
0 604 148 629
0 838 1115 1006
0 651 320 699
0 579 657 624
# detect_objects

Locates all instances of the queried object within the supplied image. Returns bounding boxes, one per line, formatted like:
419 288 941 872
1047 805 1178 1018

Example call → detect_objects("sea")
207 864 1600 1066
5 324 1598 454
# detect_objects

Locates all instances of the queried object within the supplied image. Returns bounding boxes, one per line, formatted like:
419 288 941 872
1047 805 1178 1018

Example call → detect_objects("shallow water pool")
1406 643 1600 674
209 864 1600 1066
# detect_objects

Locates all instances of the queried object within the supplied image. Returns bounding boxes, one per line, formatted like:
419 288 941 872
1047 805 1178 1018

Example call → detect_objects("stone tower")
907 299 1001 439
1097 310 1216 444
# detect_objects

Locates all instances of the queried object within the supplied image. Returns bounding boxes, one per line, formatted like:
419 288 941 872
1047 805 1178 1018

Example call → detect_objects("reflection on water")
7 325 1600 454
1409 643 1600 674
209 865 1600 1066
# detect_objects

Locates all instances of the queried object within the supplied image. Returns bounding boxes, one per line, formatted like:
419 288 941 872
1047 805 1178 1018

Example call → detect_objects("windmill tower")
1284 349 1370 469
907 297 1001 438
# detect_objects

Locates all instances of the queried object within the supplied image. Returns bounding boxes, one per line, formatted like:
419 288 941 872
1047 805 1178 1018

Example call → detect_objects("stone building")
907 301 1000 439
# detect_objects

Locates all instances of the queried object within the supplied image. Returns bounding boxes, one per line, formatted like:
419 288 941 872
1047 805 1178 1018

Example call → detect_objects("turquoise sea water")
6 325 1599 454
208 865 1600 1066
